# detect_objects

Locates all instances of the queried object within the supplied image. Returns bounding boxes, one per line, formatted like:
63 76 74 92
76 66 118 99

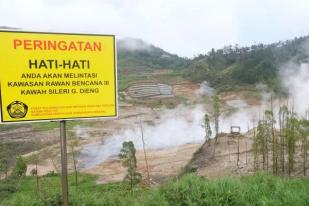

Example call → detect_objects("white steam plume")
79 102 264 169
195 81 214 97
79 105 205 169
74 125 89 138
280 62 309 116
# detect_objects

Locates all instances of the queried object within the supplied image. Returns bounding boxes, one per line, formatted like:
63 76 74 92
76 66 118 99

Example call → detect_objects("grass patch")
0 124 23 132
30 120 96 132
118 75 147 91
0 120 96 133
1 172 309 206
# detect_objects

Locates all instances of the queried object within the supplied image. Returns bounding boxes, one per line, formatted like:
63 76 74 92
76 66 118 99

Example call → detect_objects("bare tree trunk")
50 157 60 174
262 121 266 170
139 120 150 186
303 136 307 176
245 141 248 165
270 98 277 175
288 116 295 177
282 114 286 173
266 126 269 171
279 111 283 175
69 132 79 187
228 141 231 162
237 135 240 166
129 159 133 195
36 162 39 194
253 127 259 171
72 152 78 187
4 161 8 180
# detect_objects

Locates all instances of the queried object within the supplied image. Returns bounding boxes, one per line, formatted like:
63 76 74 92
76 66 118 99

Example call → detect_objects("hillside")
117 38 190 72
117 36 309 94
184 36 309 92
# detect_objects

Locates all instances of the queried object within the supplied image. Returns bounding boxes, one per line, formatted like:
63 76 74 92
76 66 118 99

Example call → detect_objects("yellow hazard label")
0 31 117 123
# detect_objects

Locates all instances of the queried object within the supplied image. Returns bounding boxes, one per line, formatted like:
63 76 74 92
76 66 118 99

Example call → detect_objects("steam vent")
128 82 173 98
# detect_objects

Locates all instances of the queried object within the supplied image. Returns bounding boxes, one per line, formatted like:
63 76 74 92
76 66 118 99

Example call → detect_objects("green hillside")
184 36 309 92
117 36 309 93
117 38 190 72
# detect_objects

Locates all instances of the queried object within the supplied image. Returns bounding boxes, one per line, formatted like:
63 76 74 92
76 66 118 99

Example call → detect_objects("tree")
30 168 37 176
212 94 220 142
13 156 27 177
279 105 289 173
265 106 277 174
119 141 141 193
299 120 309 176
203 114 212 143
252 104 308 176
253 127 259 170
254 120 267 170
286 113 299 176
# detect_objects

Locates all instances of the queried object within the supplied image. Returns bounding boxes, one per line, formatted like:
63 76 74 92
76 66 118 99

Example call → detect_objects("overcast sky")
1 0 309 57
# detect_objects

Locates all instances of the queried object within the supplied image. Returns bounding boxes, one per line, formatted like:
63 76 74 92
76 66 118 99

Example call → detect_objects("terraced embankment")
127 82 173 98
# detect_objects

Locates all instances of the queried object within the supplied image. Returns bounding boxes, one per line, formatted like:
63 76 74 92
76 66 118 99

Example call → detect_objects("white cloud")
1 0 309 57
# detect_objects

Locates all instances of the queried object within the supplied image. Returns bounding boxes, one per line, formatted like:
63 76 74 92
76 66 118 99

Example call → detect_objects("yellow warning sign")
0 31 117 123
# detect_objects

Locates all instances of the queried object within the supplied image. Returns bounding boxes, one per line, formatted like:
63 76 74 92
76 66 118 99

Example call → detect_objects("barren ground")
2 79 268 184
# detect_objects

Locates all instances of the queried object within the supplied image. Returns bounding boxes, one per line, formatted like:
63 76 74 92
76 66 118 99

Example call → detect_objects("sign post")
0 31 117 206
60 120 69 205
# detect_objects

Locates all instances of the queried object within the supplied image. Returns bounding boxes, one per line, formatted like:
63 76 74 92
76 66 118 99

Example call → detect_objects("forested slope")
184 36 309 91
